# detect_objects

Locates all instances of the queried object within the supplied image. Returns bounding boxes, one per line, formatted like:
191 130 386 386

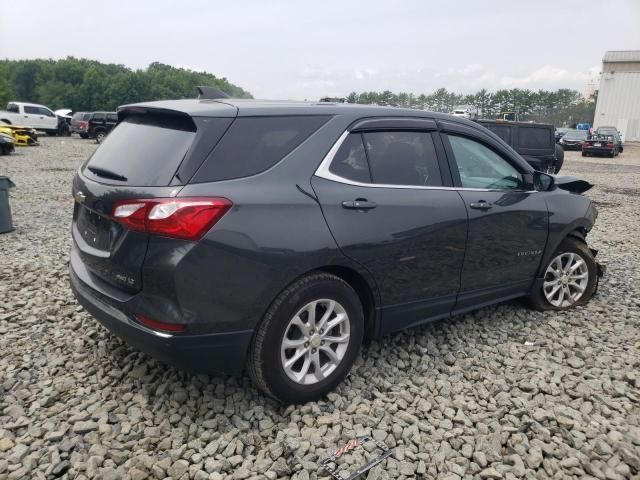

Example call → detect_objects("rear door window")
485 125 512 145
328 133 371 183
24 106 39 114
92 113 105 121
106 113 118 122
363 131 442 186
192 115 330 182
83 114 196 186
518 127 552 149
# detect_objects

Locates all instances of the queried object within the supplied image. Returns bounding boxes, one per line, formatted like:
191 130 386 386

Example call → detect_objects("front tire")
80 133 89 139
527 237 597 310
247 272 364 404
95 130 106 144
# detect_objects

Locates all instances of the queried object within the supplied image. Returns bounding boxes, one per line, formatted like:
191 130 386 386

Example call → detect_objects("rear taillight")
135 314 185 332
606 142 614 148
112 197 232 241
79 121 88 129
582 141 589 147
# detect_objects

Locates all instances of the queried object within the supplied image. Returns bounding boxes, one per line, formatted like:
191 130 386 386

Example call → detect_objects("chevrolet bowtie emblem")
74 191 87 204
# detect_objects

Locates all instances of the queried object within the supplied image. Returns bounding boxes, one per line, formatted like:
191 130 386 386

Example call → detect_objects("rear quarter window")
192 115 330 182
518 127 552 149
485 125 512 145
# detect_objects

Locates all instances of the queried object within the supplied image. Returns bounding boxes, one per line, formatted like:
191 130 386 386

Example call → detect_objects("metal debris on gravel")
1 137 639 480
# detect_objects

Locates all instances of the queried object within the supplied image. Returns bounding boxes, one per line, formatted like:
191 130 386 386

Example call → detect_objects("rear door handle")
342 199 377 210
469 201 493 210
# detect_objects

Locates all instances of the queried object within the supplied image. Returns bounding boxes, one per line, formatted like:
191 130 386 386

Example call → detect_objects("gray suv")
70 99 601 403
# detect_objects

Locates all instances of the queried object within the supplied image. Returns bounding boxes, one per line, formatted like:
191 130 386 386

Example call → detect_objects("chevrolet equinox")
70 99 600 403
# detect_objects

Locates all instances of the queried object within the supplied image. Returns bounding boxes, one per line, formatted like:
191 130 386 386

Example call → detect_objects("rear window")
486 125 512 144
71 113 86 121
6 103 19 113
192 115 330 182
83 114 196 186
518 127 552 149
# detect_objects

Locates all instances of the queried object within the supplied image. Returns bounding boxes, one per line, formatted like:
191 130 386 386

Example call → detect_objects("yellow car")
0 124 39 146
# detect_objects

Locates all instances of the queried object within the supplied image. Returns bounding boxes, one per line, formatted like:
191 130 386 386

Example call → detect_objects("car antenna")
196 86 230 100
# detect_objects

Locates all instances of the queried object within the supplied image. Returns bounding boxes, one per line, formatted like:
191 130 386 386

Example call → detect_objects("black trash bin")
0 176 15 233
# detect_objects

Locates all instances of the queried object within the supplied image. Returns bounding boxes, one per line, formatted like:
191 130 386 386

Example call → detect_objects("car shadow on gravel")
91 296 550 415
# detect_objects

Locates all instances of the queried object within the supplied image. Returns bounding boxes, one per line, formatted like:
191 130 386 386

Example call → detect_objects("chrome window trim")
314 130 537 193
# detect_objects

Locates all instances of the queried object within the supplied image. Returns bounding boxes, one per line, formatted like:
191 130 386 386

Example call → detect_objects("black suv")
87 111 118 143
71 100 600 403
477 120 564 173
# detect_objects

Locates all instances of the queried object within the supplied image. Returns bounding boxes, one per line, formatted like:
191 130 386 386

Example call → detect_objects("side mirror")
534 171 554 191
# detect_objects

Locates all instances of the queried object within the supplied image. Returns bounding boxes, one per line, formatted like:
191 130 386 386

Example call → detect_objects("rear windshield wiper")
87 166 128 182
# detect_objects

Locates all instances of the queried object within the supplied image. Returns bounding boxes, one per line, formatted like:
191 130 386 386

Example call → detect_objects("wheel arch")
314 265 379 339
0 119 12 125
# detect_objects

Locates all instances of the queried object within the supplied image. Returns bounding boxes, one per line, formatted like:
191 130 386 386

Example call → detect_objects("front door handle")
469 201 493 210
342 199 377 210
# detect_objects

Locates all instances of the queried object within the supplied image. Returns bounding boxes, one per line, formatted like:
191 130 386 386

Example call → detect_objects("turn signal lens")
111 197 232 241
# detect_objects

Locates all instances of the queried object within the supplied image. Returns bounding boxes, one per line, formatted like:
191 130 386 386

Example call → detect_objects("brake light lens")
79 121 88 129
582 141 589 147
112 197 232 241
135 314 185 332
606 142 614 148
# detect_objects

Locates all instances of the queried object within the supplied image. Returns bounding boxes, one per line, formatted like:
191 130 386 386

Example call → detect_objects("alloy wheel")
543 252 589 307
280 299 350 385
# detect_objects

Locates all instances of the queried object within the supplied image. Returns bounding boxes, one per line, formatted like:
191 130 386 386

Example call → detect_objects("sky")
1 0 639 100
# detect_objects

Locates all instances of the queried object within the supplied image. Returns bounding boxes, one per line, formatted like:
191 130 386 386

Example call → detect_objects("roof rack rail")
196 86 230 100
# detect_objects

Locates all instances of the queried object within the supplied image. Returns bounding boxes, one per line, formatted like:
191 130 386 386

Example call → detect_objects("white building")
593 50 640 141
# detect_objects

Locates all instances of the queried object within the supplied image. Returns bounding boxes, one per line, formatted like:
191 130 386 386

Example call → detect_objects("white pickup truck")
0 102 59 133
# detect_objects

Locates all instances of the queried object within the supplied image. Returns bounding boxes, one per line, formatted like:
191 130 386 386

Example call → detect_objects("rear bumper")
69 263 253 375
583 146 614 155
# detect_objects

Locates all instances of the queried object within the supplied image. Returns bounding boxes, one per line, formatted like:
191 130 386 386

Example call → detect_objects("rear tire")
95 130 106 144
80 133 89 139
527 237 597 311
581 151 587 157
247 272 364 404
554 144 565 173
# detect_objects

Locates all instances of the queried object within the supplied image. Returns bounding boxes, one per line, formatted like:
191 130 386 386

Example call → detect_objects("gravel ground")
1 137 639 480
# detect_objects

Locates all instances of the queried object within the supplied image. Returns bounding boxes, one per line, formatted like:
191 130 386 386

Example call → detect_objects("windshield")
563 130 587 140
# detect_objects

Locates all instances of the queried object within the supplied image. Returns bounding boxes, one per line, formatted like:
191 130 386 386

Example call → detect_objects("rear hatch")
71 108 234 293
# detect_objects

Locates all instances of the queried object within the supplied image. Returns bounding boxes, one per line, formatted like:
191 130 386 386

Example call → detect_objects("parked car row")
557 126 624 157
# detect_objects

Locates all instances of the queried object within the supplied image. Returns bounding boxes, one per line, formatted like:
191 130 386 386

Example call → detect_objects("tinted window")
329 133 370 183
448 135 526 190
106 113 118 122
363 131 442 186
84 114 196 186
92 113 105 121
518 127 552 148
194 115 329 182
485 125 512 144
6 104 19 113
71 112 86 121
38 107 55 117
24 106 40 114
